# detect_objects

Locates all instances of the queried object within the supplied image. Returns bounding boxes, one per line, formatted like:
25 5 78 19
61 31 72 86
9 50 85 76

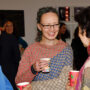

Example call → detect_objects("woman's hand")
66 82 75 90
33 60 48 72
23 84 32 90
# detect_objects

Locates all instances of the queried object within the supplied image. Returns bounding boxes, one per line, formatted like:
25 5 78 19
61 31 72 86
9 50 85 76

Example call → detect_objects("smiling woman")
15 7 73 90
37 12 60 43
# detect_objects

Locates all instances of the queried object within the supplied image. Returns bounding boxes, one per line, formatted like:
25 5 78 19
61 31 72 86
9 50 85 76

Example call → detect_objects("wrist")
31 65 37 75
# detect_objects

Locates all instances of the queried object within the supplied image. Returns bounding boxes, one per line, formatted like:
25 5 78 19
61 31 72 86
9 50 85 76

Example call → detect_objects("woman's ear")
37 24 42 31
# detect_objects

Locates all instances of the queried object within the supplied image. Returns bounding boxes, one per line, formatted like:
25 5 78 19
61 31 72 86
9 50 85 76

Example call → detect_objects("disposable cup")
40 58 50 72
17 82 30 90
69 70 79 86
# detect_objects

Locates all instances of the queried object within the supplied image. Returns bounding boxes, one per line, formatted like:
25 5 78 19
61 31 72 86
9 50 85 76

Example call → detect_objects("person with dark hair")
71 27 88 70
57 22 70 42
3 20 28 55
15 7 73 89
0 23 21 90
66 6 90 90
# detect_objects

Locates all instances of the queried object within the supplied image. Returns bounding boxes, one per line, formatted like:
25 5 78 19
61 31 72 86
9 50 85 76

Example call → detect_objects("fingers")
40 61 49 68
23 84 32 90
33 60 49 72
33 61 43 72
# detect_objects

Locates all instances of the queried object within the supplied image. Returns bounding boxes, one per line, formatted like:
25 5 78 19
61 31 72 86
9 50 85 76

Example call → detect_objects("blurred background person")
57 22 70 42
71 27 88 70
3 20 28 55
0 21 21 90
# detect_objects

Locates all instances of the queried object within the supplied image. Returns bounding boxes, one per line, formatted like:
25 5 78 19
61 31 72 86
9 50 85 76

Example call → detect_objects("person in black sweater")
0 31 21 90
3 20 28 56
71 27 88 70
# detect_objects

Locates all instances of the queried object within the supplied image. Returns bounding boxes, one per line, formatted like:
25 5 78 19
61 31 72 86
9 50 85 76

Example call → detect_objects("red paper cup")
40 58 50 72
69 70 79 86
17 82 30 90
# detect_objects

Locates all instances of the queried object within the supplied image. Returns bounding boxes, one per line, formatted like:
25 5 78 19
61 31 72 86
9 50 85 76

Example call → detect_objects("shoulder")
58 40 68 49
24 42 39 52
59 39 68 46
26 42 39 48
58 40 72 51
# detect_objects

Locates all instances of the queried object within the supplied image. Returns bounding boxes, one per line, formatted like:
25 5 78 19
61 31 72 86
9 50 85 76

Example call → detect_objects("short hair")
36 7 59 42
75 6 90 38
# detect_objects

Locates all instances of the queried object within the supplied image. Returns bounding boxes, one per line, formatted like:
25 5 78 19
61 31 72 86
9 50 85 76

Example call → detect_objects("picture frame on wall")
0 10 25 37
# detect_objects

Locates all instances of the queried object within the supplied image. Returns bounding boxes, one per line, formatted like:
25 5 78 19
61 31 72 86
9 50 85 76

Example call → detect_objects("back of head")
75 6 90 38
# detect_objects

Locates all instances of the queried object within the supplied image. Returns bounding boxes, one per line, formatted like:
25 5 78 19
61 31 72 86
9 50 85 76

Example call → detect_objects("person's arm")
15 46 37 84
82 67 90 90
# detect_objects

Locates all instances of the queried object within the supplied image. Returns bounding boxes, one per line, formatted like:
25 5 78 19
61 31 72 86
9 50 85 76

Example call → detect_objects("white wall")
0 0 90 44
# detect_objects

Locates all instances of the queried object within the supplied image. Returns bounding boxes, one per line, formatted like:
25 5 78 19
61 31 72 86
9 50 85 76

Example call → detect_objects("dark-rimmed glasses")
40 23 60 29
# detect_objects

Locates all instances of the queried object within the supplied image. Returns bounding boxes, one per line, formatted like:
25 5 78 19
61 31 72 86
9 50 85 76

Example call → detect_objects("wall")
0 0 90 44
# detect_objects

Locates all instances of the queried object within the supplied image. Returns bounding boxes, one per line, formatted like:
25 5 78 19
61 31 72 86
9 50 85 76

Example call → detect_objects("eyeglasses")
40 23 60 29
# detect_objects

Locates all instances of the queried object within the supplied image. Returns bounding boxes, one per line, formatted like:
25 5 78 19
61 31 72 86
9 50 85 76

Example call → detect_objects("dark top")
18 37 28 49
71 37 88 70
0 31 21 90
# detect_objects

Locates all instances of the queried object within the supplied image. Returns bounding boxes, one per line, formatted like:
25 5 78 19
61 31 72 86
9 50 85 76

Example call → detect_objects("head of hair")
74 26 79 38
60 22 66 28
2 19 18 37
75 6 90 38
35 6 59 42
57 22 70 40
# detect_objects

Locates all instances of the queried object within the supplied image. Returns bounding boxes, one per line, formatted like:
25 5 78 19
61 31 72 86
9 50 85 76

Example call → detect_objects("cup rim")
70 70 79 72
17 82 29 86
40 58 50 61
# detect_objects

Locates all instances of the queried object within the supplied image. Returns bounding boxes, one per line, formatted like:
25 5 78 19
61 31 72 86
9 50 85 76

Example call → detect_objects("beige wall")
0 0 90 44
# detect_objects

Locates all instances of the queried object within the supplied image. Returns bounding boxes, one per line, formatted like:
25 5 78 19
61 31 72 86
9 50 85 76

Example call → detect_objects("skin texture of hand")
66 81 75 90
33 60 49 72
23 84 32 90
66 85 75 90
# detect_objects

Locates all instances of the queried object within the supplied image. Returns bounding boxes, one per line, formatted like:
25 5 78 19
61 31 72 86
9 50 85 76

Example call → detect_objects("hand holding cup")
17 82 31 90
40 58 50 72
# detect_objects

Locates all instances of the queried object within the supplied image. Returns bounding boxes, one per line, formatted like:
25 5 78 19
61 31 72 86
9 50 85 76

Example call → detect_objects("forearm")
82 67 90 89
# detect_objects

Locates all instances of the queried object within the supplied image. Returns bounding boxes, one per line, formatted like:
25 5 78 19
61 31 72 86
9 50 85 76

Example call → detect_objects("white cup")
40 58 50 72
17 82 30 90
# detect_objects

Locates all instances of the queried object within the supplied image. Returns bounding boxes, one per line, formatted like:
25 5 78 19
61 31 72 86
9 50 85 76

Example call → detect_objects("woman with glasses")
15 7 73 89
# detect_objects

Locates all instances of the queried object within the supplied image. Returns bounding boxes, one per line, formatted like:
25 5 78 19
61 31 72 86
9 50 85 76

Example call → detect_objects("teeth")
49 32 54 34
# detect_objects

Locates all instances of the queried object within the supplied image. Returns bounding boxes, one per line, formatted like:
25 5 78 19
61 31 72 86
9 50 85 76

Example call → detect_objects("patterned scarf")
33 46 72 81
